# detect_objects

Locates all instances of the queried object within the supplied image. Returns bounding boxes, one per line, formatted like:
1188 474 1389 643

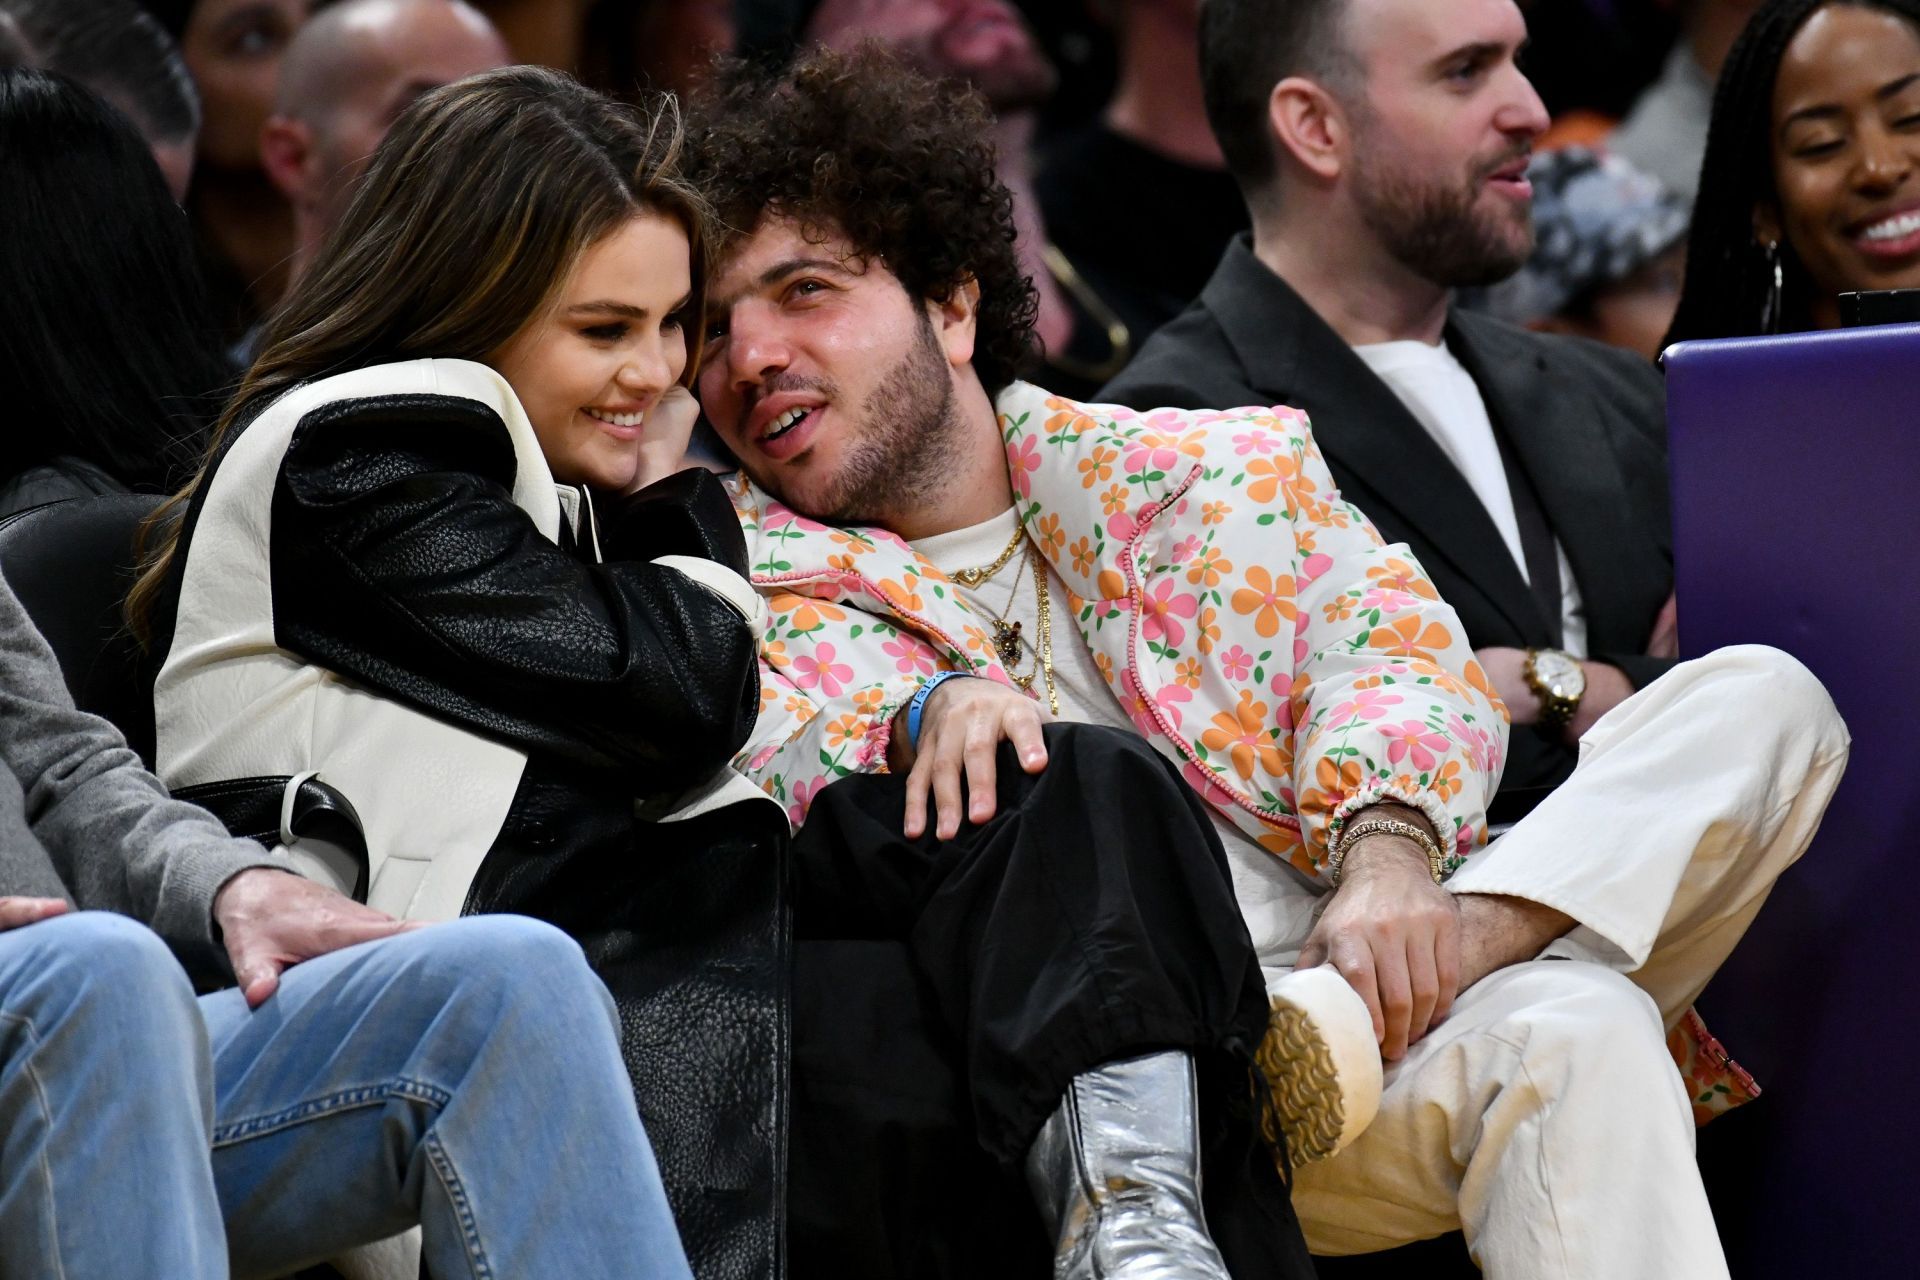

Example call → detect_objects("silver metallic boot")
1023 1051 1234 1279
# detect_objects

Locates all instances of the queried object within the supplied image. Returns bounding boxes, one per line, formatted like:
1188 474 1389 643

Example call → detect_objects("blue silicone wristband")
906 671 974 749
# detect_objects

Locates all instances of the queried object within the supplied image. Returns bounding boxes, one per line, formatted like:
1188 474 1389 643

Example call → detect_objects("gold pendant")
992 619 1024 667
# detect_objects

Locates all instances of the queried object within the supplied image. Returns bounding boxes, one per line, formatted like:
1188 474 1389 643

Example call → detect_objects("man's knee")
1 911 198 1039
1024 721 1184 798
1473 960 1668 1065
1686 645 1848 760
390 914 612 1026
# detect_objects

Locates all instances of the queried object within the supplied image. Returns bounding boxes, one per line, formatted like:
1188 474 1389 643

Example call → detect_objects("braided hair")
1666 0 1920 345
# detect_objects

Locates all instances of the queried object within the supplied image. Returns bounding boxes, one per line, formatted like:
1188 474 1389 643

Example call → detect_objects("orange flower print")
827 529 874 556
1036 513 1066 559
1367 615 1455 661
852 687 887 717
1078 445 1119 489
1096 568 1129 601
1200 691 1287 780
1322 594 1358 624
1175 657 1204 690
1430 759 1463 802
1044 402 1100 438
1093 650 1116 686
1296 529 1318 555
1201 500 1233 526
1243 455 1297 504
1101 483 1131 517
877 575 925 613
770 592 847 635
824 714 868 749
1464 659 1510 722
1364 557 1440 601
1070 535 1097 578
1297 756 1368 843
963 624 997 657
1230 566 1300 638
762 639 791 670
1186 545 1233 588
782 693 818 724
827 552 858 574
1196 606 1221 654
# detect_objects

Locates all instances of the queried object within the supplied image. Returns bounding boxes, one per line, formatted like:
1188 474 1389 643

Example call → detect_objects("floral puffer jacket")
728 381 1756 1120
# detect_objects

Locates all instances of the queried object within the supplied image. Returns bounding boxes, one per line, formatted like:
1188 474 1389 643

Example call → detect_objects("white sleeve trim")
652 555 768 631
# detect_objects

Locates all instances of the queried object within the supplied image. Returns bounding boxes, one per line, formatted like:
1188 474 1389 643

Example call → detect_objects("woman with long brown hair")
135 64 786 1272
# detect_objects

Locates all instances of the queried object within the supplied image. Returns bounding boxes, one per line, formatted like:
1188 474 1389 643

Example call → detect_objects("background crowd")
0 0 1904 1276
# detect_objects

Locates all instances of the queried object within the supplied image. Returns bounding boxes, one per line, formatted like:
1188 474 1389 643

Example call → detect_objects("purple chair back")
1664 323 1920 1276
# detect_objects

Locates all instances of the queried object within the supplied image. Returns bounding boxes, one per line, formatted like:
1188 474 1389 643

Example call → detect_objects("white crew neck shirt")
1352 338 1587 656
911 508 1327 968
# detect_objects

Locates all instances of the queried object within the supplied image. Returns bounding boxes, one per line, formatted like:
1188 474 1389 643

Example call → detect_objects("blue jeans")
0 910 693 1280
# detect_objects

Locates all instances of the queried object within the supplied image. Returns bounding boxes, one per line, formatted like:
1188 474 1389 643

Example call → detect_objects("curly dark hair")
687 44 1038 396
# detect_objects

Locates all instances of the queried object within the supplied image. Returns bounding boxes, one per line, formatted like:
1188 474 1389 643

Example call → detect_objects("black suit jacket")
1102 235 1674 796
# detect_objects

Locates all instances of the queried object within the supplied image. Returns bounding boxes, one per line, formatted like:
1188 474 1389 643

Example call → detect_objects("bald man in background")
260 0 508 293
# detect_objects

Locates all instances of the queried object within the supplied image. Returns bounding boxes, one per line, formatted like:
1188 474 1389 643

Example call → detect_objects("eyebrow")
1432 40 1507 74
1782 73 1920 129
564 296 692 320
709 256 855 311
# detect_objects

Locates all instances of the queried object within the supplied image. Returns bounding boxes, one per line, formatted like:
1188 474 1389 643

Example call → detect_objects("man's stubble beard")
802 309 968 530
1350 120 1535 290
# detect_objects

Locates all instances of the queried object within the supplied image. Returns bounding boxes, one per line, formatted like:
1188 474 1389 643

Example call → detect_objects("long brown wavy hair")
128 63 711 641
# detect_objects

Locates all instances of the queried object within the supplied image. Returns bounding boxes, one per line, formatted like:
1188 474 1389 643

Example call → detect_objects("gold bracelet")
1327 818 1446 887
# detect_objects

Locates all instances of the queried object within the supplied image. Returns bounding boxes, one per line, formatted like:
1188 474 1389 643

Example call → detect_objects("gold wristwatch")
1523 647 1586 731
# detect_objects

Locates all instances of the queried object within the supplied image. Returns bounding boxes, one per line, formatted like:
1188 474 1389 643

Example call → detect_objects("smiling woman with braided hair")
1666 0 1920 342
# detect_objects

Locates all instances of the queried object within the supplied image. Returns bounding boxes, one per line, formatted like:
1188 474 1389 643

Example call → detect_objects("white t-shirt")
1353 339 1588 656
911 509 1326 969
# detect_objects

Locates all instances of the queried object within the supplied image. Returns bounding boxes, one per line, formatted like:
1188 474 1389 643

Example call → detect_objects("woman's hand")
626 386 703 494
891 678 1049 840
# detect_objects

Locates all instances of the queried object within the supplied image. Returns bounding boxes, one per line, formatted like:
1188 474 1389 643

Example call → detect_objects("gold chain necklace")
942 527 1059 717
950 524 1027 589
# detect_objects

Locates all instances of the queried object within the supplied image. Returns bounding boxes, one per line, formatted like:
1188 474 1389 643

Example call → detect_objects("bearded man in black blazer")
1103 0 1675 812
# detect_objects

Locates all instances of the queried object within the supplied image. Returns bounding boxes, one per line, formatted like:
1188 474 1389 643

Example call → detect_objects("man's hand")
1298 820 1460 1061
1647 592 1679 660
889 678 1049 840
626 386 703 494
213 868 422 1008
0 896 68 932
1474 646 1635 744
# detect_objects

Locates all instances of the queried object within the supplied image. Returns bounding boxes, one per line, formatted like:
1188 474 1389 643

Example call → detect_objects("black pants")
788 723 1314 1279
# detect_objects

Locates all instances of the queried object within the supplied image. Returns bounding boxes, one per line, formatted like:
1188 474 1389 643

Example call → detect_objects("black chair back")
0 494 164 765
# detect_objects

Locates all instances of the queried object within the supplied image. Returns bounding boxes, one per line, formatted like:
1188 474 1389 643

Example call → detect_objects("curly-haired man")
689 46 1846 1280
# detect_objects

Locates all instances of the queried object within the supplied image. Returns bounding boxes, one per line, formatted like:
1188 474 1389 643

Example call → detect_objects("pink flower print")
1331 687 1403 727
1171 534 1202 564
1219 644 1255 681
1141 578 1199 647
1383 720 1450 774
786 775 826 827
1120 668 1190 734
790 643 854 697
1007 435 1043 497
1233 430 1279 456
1108 510 1139 543
1298 552 1333 587
1360 587 1416 614
1123 431 1202 477
883 636 936 677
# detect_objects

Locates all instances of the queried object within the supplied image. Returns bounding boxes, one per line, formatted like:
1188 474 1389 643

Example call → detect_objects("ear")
1267 75 1350 183
931 276 981 369
259 116 315 203
1752 198 1783 250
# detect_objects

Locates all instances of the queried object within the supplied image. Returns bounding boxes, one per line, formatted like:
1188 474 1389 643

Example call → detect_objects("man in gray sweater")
0 572 693 1278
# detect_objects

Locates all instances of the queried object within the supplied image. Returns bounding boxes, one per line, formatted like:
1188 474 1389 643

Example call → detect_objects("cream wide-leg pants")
1279 645 1850 1277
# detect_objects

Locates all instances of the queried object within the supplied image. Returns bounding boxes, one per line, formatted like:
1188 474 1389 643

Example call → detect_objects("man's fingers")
902 755 932 839
1372 940 1413 1060
1328 937 1384 1045
961 725 1000 827
1005 708 1049 774
0 897 69 931
1405 934 1440 1048
930 741 966 841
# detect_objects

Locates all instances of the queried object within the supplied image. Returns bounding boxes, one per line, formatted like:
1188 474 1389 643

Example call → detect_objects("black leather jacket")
161 392 790 1279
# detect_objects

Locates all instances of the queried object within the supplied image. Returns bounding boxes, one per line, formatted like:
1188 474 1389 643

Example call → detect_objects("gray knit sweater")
0 569 277 947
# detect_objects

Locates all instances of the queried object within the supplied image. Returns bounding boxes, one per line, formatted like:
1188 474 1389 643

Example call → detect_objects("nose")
1496 64 1551 142
1853 124 1916 194
617 329 678 397
724 305 792 394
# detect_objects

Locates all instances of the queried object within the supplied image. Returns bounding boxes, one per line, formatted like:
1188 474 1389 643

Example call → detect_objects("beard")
1350 128 1536 289
780 308 966 529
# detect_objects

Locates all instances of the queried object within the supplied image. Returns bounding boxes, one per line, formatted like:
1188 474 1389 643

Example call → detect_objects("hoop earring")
1761 240 1785 334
